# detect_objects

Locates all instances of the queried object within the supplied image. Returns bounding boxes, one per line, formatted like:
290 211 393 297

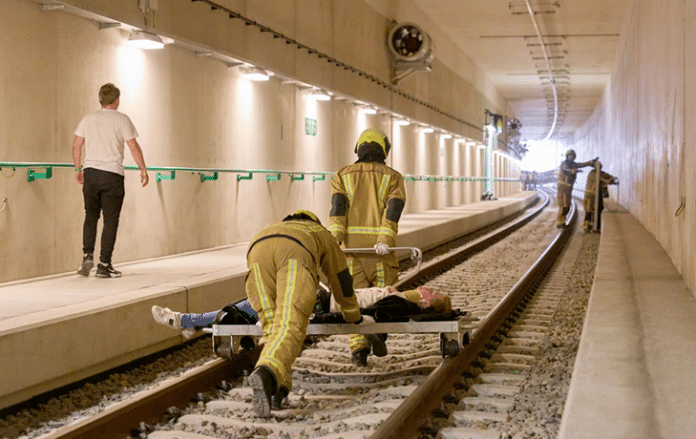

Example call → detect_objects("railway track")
39 193 582 439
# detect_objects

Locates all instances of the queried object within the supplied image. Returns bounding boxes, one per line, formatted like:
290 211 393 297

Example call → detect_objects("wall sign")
305 118 317 136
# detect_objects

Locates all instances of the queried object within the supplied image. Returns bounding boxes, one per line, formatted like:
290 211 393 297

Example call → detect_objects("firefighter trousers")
346 253 399 353
246 244 318 392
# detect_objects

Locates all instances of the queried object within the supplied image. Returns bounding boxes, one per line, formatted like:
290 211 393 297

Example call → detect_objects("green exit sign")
305 118 317 136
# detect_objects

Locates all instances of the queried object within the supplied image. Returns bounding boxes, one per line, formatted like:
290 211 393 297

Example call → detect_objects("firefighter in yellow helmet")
328 128 407 366
556 149 597 227
245 210 383 418
583 161 617 232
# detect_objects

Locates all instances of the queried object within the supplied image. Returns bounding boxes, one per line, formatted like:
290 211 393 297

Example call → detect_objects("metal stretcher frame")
342 246 423 274
209 320 471 359
208 246 470 358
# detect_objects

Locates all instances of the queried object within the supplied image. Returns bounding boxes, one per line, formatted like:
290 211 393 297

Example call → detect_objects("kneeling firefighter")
245 210 383 418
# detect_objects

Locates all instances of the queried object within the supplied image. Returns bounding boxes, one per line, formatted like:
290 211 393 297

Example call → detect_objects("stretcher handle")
342 246 422 273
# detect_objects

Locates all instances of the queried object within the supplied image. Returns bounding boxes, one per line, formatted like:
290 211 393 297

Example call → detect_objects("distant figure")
328 128 406 366
72 83 149 278
583 162 618 232
242 210 380 417
556 149 597 227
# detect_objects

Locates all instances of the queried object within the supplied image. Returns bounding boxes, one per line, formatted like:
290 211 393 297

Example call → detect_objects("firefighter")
245 210 382 418
556 149 597 227
583 161 617 232
328 128 406 366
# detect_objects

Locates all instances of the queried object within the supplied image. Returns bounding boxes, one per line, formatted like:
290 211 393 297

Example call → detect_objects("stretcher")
208 319 471 360
206 246 469 360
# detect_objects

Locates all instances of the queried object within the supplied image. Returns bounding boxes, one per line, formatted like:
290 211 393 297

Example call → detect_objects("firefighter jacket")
584 169 616 199
328 162 406 249
557 159 581 188
247 219 362 324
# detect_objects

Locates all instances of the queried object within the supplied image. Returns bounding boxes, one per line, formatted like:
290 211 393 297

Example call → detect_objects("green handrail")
0 162 519 184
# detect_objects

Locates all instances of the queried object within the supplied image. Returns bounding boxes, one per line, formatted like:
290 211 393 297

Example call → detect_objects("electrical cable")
524 0 558 141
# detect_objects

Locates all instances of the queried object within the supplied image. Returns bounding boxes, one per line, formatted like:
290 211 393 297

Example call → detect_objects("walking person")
72 83 149 278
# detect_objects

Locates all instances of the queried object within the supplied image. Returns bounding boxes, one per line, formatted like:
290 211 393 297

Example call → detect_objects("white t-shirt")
75 108 138 176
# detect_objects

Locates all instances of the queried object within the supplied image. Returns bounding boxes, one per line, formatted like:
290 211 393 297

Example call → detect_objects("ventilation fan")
387 22 434 84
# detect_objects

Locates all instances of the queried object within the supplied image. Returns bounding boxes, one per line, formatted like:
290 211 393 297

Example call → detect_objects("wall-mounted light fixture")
309 89 331 101
243 66 271 81
361 106 377 115
422 126 434 133
441 133 452 139
395 117 410 126
127 31 164 50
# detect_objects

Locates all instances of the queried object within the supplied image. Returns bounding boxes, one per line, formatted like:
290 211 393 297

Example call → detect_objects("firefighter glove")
374 242 389 255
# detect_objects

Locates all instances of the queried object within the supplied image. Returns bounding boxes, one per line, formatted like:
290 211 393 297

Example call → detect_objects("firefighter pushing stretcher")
328 128 407 366
243 210 383 417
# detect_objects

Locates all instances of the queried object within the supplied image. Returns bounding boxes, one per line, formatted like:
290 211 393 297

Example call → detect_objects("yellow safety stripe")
328 224 347 233
267 259 298 359
252 263 274 326
342 175 354 202
347 259 354 276
378 226 397 237
345 226 396 237
376 261 385 287
347 226 381 234
378 175 390 210
349 334 370 351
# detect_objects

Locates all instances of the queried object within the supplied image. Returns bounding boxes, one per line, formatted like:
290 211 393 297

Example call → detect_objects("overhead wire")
524 0 558 141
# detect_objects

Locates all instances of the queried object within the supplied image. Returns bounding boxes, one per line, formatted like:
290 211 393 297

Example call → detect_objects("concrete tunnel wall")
574 0 696 294
0 0 521 283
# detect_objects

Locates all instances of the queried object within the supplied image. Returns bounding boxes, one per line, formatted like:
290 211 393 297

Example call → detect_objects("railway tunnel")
1 1 695 438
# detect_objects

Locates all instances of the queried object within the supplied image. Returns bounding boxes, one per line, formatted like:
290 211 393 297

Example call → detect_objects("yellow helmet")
355 128 391 157
291 210 321 224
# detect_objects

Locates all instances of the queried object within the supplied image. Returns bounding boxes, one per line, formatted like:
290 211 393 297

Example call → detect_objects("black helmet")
565 149 576 161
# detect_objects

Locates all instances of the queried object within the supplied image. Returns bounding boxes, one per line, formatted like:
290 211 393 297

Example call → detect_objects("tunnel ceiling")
402 0 630 142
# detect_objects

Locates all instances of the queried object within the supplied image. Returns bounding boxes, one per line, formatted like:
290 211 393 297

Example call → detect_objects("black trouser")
82 168 125 264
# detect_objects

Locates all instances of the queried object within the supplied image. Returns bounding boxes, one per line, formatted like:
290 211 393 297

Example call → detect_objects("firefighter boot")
249 365 277 418
351 348 370 367
271 386 289 410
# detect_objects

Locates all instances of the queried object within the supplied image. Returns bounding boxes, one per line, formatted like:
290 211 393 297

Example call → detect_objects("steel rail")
394 191 549 289
41 194 549 439
371 200 577 439
43 353 258 439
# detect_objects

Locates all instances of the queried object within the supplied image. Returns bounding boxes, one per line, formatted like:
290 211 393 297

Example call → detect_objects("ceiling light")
396 118 410 126
362 106 377 115
127 31 164 50
243 67 270 81
422 126 434 133
309 89 331 101
442 133 452 139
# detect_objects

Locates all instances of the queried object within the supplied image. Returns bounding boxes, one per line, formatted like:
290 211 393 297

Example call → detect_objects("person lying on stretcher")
151 285 459 340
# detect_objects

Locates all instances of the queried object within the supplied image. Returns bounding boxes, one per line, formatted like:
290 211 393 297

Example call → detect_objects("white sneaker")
152 305 182 330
